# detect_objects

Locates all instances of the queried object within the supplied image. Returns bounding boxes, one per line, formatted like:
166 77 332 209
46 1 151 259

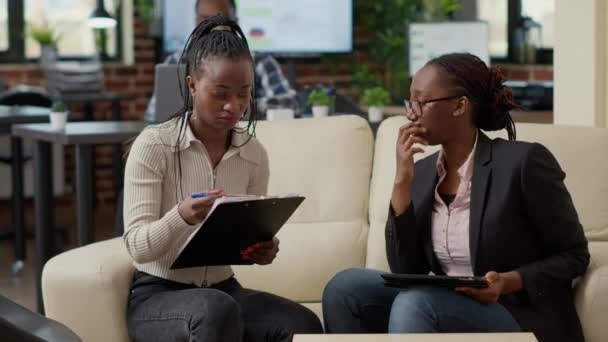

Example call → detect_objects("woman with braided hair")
123 15 322 342
323 53 589 342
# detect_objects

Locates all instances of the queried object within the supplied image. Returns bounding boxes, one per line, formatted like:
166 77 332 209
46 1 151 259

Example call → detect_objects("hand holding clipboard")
177 189 226 225
171 193 304 269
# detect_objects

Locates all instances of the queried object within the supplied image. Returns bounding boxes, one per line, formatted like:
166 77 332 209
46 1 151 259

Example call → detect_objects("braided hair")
427 53 523 141
171 14 256 201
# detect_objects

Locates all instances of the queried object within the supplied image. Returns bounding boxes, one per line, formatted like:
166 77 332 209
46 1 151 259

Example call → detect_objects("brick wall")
0 17 155 204
285 49 552 104
285 27 375 100
288 61 552 96
0 13 553 205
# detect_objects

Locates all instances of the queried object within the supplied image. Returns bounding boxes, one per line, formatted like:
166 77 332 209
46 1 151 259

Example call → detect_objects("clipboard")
171 195 305 269
381 273 488 289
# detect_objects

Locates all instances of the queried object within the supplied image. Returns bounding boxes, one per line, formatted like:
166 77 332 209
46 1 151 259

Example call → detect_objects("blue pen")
192 193 257 199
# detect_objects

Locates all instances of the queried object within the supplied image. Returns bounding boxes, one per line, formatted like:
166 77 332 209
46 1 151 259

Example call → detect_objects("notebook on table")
381 273 488 289
170 194 305 269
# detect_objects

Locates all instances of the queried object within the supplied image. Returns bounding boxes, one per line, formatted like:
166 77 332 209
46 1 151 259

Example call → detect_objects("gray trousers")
127 271 323 342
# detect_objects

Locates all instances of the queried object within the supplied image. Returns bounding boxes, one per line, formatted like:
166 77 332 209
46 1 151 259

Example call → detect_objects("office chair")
0 87 52 163
333 92 364 115
0 86 53 107
0 78 8 93
0 87 54 275
0 294 82 342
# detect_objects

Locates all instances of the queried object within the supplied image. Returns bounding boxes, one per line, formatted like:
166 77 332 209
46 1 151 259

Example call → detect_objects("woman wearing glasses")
322 53 588 342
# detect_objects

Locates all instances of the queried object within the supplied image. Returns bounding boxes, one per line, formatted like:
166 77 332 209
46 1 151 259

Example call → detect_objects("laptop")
152 64 187 123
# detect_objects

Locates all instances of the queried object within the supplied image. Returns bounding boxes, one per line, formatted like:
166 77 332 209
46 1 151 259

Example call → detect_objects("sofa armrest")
42 238 134 342
575 241 608 342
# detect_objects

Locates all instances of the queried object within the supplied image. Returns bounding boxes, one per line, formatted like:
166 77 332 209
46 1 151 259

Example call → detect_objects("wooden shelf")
374 106 553 124
510 110 553 124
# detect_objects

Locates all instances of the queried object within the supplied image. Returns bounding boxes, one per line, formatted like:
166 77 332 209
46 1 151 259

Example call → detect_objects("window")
0 0 121 62
477 0 554 63
521 0 554 49
478 0 508 58
0 0 8 52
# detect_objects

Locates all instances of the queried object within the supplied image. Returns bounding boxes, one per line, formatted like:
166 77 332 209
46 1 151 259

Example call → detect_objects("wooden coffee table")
294 333 537 342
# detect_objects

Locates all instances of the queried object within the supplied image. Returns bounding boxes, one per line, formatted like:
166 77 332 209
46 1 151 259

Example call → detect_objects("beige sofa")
42 115 608 342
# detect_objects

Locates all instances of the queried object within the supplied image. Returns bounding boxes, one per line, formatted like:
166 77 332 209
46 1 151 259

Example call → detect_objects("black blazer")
385 132 590 342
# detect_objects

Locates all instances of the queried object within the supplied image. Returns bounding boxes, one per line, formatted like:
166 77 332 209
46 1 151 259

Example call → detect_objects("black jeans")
127 271 323 342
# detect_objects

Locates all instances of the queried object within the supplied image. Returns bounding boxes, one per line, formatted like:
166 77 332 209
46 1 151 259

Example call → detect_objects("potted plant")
307 87 333 118
29 25 60 65
50 100 69 130
360 86 390 123
136 0 161 37
355 0 459 101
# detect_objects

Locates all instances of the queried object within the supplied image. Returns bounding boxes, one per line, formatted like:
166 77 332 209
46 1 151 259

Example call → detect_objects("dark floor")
0 199 117 312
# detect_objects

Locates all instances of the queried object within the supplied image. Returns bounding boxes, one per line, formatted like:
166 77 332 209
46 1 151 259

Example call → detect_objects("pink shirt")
431 134 478 276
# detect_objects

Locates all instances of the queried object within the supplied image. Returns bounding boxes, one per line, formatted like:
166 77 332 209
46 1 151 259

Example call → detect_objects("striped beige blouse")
123 118 269 286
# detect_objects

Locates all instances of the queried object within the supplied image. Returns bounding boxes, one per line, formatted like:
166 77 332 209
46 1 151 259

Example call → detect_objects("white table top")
294 333 537 342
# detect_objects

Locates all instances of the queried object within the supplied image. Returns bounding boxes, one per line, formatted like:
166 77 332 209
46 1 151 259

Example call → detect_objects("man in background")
145 0 298 122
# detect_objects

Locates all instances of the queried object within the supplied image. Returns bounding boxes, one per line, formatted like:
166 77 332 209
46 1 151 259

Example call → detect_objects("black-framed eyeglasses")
404 94 466 115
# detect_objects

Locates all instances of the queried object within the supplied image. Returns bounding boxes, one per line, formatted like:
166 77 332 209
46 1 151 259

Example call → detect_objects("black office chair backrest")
0 295 82 342
0 87 53 107
0 78 9 93
333 92 363 115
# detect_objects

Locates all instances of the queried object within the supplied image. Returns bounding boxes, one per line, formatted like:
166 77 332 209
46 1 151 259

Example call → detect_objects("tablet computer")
381 273 488 289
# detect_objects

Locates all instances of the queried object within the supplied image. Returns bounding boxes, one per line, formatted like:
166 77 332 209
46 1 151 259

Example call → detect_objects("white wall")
554 0 607 127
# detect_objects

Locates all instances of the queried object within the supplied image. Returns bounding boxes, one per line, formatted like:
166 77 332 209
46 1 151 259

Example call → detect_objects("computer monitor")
162 0 353 55
408 21 490 76
153 64 187 123
238 0 352 54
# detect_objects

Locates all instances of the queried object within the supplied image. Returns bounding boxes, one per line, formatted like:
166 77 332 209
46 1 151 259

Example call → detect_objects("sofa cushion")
515 124 608 241
575 241 608 342
367 116 441 270
233 116 374 301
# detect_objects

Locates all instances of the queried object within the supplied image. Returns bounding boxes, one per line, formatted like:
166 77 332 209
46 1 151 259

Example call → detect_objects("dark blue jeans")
322 268 521 334
127 271 323 342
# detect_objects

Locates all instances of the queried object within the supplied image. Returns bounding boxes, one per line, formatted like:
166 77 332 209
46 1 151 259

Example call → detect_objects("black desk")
0 106 50 127
12 120 146 313
0 105 50 274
